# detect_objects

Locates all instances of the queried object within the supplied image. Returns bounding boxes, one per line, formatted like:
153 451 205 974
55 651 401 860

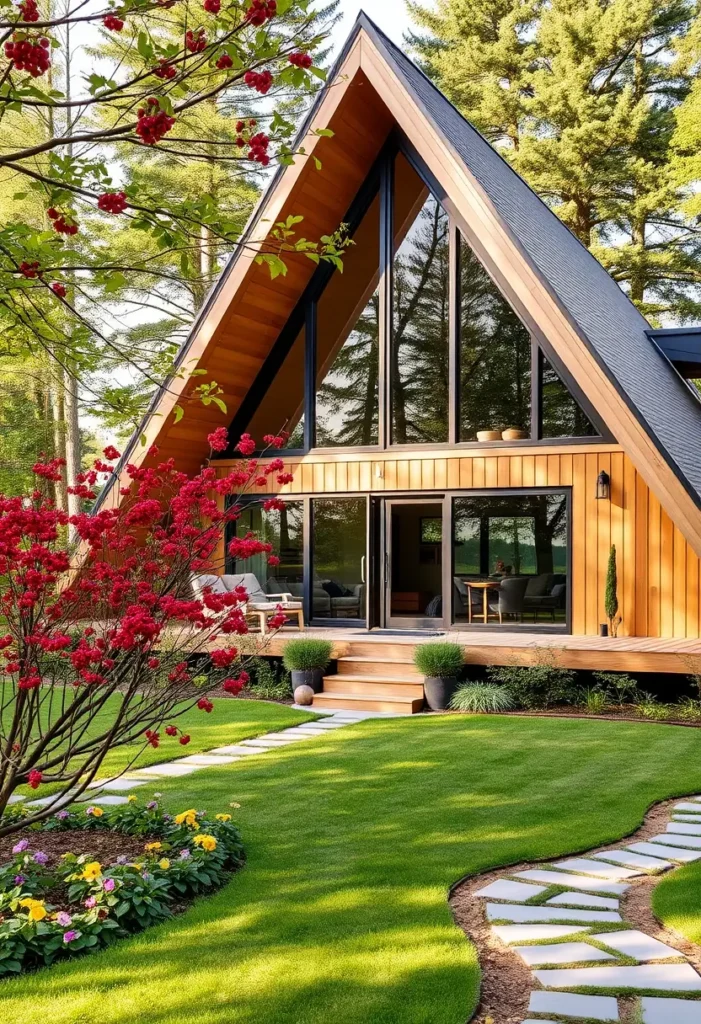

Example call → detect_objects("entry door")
382 498 449 629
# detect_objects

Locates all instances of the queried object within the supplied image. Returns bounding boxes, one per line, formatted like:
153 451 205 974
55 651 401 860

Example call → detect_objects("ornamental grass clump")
449 683 515 714
282 639 333 672
0 796 244 976
0 435 292 837
413 643 464 679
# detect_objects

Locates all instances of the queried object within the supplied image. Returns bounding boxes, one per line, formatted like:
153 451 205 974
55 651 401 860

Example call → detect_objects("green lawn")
4 715 701 1024
13 698 317 796
653 858 701 945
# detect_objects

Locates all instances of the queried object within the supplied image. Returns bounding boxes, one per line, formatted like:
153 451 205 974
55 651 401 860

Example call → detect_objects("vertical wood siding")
217 447 701 639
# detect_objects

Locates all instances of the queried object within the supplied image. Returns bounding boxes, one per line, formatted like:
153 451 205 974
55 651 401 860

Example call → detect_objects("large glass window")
311 498 366 620
391 157 450 445
541 354 597 438
459 234 531 441
229 501 303 593
315 194 380 447
245 329 305 449
453 493 568 626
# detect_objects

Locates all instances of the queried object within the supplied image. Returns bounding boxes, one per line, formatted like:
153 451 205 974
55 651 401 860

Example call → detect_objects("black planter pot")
423 676 459 711
291 668 325 694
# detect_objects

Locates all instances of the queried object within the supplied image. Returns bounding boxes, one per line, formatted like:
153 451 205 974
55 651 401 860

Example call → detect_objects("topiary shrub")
450 682 515 714
488 649 578 709
282 639 333 672
413 642 464 679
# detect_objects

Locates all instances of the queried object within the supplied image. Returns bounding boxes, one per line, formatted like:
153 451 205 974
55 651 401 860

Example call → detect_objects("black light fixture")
596 470 610 500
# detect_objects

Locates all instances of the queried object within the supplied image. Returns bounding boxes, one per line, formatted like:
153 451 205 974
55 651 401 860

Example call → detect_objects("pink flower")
207 427 229 452
63 929 79 943
12 840 29 854
103 878 115 892
56 911 72 926
84 896 97 909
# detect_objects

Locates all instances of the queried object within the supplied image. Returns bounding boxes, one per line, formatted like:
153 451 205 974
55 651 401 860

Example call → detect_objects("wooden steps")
312 655 425 714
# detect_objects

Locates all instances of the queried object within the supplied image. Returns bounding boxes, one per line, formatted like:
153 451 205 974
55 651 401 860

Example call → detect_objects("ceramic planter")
476 430 501 442
290 668 325 693
423 676 459 711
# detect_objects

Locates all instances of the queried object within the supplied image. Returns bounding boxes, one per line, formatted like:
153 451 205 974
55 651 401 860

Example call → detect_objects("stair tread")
337 656 417 665
314 692 419 705
326 674 422 684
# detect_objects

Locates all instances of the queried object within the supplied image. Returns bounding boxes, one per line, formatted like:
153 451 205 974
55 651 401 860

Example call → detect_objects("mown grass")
652 857 701 945
2 715 701 1024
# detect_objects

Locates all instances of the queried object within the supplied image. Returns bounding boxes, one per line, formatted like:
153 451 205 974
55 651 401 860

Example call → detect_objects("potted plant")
604 544 622 637
476 429 501 442
501 426 528 441
282 638 333 694
413 642 465 710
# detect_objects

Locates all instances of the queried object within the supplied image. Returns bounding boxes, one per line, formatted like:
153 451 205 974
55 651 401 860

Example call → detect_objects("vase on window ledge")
476 430 501 442
501 427 528 441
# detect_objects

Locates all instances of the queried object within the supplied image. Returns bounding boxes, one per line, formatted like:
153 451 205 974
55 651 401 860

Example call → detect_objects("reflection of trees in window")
246 328 305 450
459 236 531 440
541 355 597 438
229 501 304 583
392 196 450 444
316 292 379 447
453 494 568 575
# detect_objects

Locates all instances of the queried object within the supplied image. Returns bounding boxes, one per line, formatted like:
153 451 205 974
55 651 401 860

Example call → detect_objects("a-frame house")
97 13 701 699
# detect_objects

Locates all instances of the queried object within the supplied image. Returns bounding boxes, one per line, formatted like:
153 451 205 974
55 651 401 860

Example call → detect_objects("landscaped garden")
3 712 701 1024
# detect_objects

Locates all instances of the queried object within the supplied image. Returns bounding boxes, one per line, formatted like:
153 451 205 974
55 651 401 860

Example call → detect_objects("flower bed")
0 796 244 976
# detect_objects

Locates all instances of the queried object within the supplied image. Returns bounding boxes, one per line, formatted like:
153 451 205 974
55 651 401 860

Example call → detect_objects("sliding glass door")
311 498 367 624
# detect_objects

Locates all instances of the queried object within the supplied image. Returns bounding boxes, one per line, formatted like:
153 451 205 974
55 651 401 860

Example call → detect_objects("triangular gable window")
230 137 603 454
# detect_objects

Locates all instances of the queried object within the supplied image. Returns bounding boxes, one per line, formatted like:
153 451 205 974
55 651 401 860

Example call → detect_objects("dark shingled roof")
356 12 701 507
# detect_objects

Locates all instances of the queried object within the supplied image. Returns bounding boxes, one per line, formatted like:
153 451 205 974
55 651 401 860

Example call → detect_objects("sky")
330 0 414 51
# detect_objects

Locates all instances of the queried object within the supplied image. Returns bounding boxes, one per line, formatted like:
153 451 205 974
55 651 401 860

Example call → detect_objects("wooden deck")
254 629 701 675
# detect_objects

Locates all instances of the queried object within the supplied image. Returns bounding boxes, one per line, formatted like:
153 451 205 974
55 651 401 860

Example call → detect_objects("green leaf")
209 396 228 415
172 405 184 424
310 66 327 82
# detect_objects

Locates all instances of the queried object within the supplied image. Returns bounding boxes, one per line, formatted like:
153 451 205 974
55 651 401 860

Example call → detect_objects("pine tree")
408 0 701 322
605 544 620 636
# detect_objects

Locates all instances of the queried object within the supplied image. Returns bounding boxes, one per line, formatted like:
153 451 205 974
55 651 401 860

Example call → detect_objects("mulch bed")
0 828 151 868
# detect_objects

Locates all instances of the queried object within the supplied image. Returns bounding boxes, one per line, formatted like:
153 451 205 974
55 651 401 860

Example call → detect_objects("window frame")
225 132 609 458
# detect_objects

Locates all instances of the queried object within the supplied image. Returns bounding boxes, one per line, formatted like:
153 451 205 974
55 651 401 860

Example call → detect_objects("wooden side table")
466 581 500 623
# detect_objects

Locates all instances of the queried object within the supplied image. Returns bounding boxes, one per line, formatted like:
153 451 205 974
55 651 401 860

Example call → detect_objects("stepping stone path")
23 709 401 809
470 793 701 1022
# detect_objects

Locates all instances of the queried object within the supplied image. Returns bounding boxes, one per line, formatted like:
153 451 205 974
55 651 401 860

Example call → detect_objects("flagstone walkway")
468 795 701 1023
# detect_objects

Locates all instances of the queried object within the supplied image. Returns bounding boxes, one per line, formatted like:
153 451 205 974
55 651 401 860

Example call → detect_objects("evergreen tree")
409 0 701 322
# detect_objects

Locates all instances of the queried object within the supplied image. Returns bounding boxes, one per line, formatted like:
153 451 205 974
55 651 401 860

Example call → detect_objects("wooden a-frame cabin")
97 14 701 709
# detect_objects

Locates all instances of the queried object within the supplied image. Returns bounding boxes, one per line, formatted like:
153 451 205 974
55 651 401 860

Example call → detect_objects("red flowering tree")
0 432 292 837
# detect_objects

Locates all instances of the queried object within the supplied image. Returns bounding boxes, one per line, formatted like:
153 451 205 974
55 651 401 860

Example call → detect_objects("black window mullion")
305 302 316 452
378 152 393 450
531 340 542 441
449 222 459 445
303 496 312 624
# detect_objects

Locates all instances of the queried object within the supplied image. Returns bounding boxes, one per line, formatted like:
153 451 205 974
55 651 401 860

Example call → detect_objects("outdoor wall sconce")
596 470 610 500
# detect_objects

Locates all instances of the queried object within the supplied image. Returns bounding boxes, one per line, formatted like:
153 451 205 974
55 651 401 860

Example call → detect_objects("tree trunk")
63 364 81 537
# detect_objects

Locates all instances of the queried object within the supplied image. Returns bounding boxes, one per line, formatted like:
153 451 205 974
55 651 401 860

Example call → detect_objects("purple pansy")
14 874 26 885
33 851 49 865
179 849 191 860
115 855 128 865
103 878 115 892
12 839 29 854
146 801 158 810
55 810 69 820
84 896 97 909
56 912 72 927
63 930 79 943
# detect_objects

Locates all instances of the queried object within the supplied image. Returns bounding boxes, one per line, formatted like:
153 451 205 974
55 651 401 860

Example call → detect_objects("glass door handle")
361 555 366 584
384 551 390 586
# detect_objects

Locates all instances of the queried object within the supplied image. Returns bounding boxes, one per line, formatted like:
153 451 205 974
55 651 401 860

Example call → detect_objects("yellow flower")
174 808 199 828
215 814 231 822
127 795 137 803
158 858 170 870
193 834 217 852
81 861 102 881
144 842 162 852
19 898 47 922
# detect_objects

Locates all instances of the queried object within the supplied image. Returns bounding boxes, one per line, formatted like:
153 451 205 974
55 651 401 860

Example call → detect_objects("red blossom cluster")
288 52 312 69
47 208 78 235
223 672 247 694
248 131 270 165
246 0 276 26
28 770 43 789
18 0 39 22
263 433 286 449
216 53 232 70
244 69 273 94
51 282 66 298
235 433 256 456
207 426 229 452
97 191 128 214
19 261 41 278
103 13 124 31
4 34 51 77
136 98 175 145
154 58 177 79
197 697 214 713
145 729 160 748
103 445 121 461
203 0 220 12
185 28 206 52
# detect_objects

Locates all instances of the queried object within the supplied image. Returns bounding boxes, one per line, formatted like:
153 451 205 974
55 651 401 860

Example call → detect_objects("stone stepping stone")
649 833 701 850
675 814 701 823
514 869 628 895
553 857 640 879
591 930 682 962
641 996 701 1022
534 963 701 992
209 745 268 756
95 778 148 791
259 734 312 742
486 903 621 924
88 794 130 805
132 762 201 777
528 990 619 1020
674 803 701 813
176 754 239 765
473 879 546 901
7 795 24 805
513 941 616 966
241 738 298 748
668 822 701 836
492 924 593 944
26 792 78 807
628 841 701 863
591 850 673 871
547 891 619 911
